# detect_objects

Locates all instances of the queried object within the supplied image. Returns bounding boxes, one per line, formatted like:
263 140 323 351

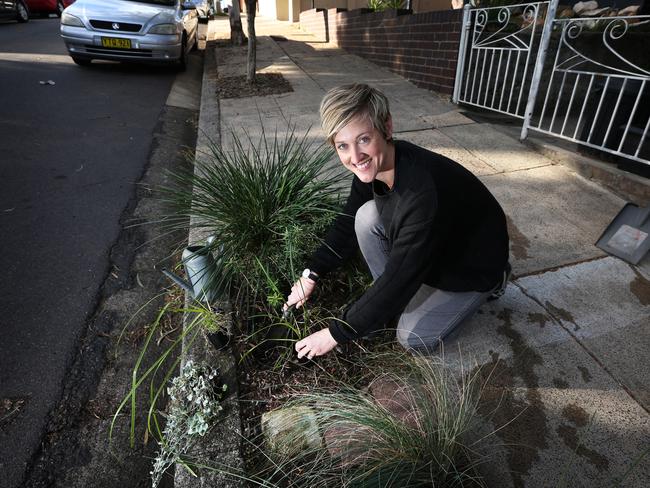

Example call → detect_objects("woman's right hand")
283 277 316 312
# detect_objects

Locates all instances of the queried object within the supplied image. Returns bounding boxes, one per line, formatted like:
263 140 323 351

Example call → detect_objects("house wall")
302 0 347 9
259 0 290 20
277 0 289 19
299 8 330 42
306 0 452 13
265 0 454 21
411 0 453 13
258 0 274 17
300 8 462 94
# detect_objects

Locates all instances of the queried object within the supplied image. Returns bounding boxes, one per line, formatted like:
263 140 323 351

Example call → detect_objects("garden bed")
117 38 502 487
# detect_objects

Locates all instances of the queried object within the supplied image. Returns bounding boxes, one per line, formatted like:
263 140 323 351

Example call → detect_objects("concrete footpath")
179 15 650 488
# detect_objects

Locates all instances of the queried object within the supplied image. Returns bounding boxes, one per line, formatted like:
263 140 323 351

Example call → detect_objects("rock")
580 7 612 17
618 5 641 16
261 406 322 457
558 7 576 18
368 376 420 429
573 1 598 15
323 424 372 467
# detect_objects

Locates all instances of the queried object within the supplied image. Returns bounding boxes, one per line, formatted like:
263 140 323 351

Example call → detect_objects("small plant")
111 298 230 449
383 0 405 9
367 0 404 12
151 360 227 488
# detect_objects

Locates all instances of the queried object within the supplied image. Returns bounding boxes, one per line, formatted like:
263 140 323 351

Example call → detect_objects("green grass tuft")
159 126 349 320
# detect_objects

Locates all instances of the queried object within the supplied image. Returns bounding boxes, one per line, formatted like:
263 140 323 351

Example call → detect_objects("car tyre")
56 0 65 17
176 35 187 71
72 56 91 67
16 0 29 23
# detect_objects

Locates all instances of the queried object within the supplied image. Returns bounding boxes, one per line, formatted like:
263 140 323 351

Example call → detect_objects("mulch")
214 40 293 99
216 72 293 99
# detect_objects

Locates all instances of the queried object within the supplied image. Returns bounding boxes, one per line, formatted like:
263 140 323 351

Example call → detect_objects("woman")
284 84 510 360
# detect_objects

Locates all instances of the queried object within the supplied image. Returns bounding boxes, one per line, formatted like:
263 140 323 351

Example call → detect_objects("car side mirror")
182 1 197 9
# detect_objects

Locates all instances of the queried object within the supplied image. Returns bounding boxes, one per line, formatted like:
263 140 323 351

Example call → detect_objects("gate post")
520 0 559 140
452 4 472 105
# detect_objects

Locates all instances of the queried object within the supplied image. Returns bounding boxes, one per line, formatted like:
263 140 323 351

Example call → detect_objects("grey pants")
355 200 492 353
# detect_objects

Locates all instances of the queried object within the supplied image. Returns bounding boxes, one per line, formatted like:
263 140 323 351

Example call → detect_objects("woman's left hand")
295 328 338 360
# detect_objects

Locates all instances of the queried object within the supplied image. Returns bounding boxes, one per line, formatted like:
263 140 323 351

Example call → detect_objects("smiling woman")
60 0 198 69
286 83 512 360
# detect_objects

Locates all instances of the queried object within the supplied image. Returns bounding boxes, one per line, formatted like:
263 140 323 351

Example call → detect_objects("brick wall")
301 8 463 95
299 8 329 42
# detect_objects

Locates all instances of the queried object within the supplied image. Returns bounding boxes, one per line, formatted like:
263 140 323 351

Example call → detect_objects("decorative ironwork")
455 0 650 167
555 17 650 78
456 2 550 118
532 15 650 165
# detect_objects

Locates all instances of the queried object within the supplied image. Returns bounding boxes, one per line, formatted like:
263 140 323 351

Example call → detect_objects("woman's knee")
396 327 440 354
355 201 381 237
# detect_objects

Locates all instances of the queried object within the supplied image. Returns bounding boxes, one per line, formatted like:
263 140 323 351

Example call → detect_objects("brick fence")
299 8 463 95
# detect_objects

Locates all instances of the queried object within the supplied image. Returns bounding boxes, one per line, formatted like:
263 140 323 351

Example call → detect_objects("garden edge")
173 36 247 488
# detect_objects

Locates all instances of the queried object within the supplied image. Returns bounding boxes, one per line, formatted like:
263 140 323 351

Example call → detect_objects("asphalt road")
0 17 183 487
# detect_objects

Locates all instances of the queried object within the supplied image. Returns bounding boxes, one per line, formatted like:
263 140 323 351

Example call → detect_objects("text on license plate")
101 37 131 49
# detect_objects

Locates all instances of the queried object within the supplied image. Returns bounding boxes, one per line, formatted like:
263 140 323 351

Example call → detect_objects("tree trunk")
246 0 256 84
229 0 245 46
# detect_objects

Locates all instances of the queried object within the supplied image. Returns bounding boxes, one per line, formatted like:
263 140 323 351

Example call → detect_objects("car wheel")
56 0 64 17
16 1 29 23
72 56 91 67
176 35 187 71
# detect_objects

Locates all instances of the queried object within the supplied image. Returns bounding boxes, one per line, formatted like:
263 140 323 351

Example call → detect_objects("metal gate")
453 0 650 167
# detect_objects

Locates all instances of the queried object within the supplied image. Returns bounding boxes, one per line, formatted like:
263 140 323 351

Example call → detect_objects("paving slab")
517 257 650 410
398 128 500 177
440 123 554 173
442 281 649 488
481 165 625 276
420 110 476 129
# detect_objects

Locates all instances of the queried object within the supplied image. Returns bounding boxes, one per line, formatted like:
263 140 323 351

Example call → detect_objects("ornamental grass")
232 350 494 488
159 126 349 316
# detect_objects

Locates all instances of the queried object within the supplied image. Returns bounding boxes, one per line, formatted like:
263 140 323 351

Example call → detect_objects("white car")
60 0 198 69
186 0 210 21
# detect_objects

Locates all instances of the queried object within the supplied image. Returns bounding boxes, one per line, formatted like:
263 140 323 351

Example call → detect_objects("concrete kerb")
173 37 246 488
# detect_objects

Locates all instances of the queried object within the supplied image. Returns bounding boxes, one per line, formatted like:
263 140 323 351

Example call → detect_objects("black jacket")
308 140 509 343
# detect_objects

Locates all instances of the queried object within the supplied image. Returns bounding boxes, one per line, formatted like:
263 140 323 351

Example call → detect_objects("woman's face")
333 115 393 184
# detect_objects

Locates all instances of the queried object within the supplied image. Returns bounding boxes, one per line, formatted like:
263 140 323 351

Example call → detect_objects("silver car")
185 0 210 21
60 0 198 69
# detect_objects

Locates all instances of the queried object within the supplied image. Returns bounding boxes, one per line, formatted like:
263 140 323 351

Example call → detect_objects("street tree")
229 0 245 45
246 0 256 83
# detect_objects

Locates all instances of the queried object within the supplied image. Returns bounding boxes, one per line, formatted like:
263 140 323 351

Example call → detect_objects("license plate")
101 37 131 49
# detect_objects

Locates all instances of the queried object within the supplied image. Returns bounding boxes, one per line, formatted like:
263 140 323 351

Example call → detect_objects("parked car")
25 0 74 17
60 0 198 69
0 0 30 23
186 0 210 22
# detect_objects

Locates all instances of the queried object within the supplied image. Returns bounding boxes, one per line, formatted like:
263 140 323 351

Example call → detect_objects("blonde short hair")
319 84 391 145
